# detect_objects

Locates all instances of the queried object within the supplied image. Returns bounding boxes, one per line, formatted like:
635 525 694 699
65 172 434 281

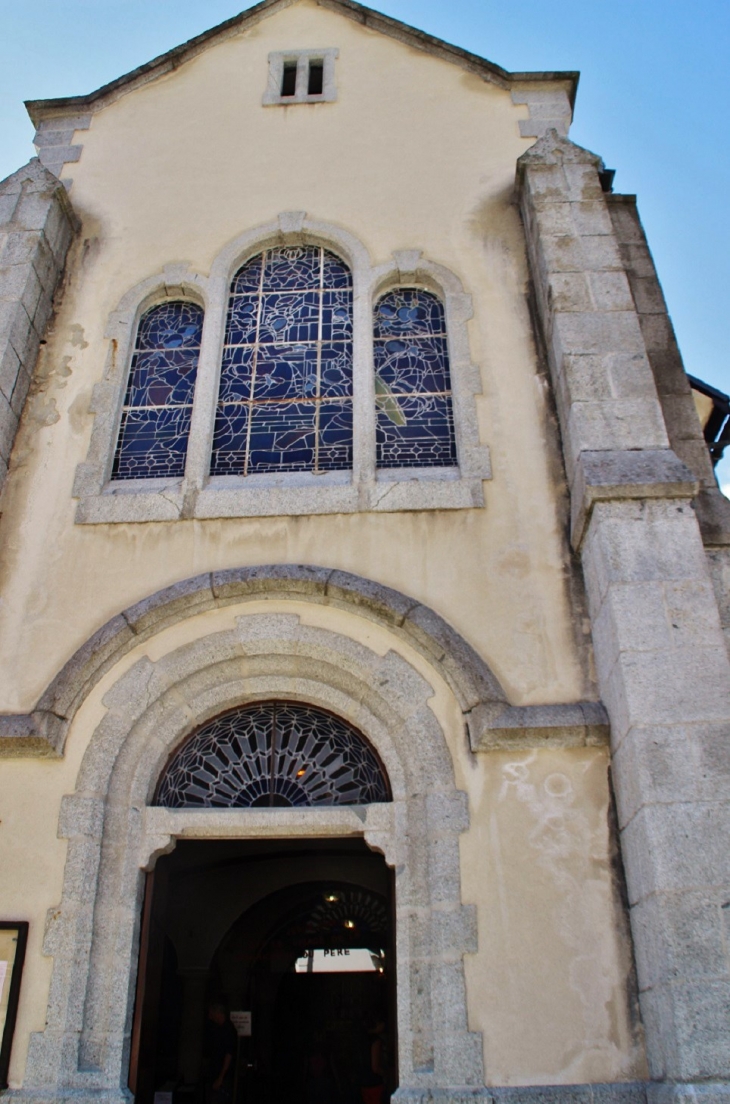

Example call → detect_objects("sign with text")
294 948 383 974
230 1011 252 1036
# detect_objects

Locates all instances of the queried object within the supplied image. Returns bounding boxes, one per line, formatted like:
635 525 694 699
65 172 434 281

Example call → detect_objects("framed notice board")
0 922 28 1090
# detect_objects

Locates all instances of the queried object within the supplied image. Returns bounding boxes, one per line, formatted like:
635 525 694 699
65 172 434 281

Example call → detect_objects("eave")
25 0 579 125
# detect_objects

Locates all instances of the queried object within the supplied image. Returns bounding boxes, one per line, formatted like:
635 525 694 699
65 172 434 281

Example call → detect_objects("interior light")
344 919 356 930
296 768 307 778
324 893 340 903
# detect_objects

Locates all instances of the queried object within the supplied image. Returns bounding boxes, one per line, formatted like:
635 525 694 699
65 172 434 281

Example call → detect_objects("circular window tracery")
154 701 390 808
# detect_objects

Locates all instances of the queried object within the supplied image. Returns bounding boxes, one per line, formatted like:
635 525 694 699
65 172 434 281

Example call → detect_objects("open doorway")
129 838 396 1104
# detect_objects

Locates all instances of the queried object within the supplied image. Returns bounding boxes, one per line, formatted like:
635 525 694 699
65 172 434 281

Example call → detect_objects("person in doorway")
359 1019 387 1104
203 998 238 1104
303 1031 339 1104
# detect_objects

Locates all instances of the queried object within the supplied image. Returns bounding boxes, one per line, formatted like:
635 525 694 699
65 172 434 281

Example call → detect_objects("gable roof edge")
25 0 579 126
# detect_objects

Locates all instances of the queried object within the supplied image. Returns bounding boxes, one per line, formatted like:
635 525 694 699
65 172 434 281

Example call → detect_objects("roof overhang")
25 0 579 126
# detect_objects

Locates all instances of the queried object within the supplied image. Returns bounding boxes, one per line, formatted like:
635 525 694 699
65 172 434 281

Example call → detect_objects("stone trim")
606 194 730 546
511 84 573 138
17 615 483 1101
392 1085 667 1104
0 564 606 757
469 700 608 750
262 48 338 105
9 1082 728 1104
0 159 78 494
32 115 91 187
515 130 700 552
570 449 698 549
72 215 491 523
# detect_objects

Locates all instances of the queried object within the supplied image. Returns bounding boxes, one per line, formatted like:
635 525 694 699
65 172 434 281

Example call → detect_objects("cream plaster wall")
0 0 634 1090
0 0 588 715
1 603 641 1087
461 747 646 1085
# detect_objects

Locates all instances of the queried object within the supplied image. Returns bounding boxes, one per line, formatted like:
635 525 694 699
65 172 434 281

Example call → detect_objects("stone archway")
20 610 486 1104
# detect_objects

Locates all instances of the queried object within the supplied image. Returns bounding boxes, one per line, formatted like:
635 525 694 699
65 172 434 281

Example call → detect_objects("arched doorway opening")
130 702 396 1104
130 839 396 1104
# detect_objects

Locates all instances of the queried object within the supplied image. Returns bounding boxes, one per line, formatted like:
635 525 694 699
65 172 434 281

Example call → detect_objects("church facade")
1 2 729 1102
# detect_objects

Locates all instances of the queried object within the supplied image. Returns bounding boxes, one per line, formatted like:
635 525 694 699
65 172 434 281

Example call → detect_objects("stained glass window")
374 288 457 469
112 300 203 480
211 247 353 476
155 701 389 808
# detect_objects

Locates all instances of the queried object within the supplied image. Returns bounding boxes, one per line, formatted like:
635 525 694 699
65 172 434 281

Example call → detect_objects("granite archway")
20 595 487 1104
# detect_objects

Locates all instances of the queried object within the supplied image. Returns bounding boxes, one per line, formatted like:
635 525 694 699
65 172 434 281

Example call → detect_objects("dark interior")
130 838 397 1104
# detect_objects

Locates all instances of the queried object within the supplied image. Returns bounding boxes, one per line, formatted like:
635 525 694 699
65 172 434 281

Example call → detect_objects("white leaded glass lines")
155 701 390 808
211 246 354 476
112 301 203 480
374 288 457 469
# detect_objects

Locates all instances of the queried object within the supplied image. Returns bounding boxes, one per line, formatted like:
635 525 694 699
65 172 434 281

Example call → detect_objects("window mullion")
243 250 267 477
294 56 308 99
183 303 225 492
313 247 324 474
351 270 376 489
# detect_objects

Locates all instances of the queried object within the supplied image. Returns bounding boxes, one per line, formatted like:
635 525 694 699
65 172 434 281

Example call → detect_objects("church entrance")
129 837 396 1104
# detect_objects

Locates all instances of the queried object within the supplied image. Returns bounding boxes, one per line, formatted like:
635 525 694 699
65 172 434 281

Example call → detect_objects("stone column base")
5 1093 131 1104
646 1085 730 1103
9 1082 730 1104
394 1083 730 1104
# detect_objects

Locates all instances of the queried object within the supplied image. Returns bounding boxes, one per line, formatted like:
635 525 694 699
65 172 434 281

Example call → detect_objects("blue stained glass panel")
318 401 353 469
210 405 249 476
374 289 456 469
113 406 193 479
212 246 354 476
248 402 317 472
230 255 263 293
376 394 456 468
125 349 199 407
264 246 323 290
375 335 450 394
251 345 319 401
320 343 353 398
225 296 259 345
373 289 445 338
113 300 204 481
322 291 353 341
135 301 204 348
322 252 352 289
219 347 255 401
258 292 321 344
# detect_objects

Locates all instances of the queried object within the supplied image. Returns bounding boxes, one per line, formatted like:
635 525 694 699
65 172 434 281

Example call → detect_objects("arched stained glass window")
155 701 390 808
211 246 353 476
374 288 457 469
112 301 203 480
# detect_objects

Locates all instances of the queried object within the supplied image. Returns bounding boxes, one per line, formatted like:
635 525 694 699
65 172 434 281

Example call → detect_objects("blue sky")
1 0 728 487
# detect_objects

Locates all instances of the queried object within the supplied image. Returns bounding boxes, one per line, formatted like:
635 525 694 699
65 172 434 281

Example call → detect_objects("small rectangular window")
281 62 297 97
307 61 324 96
263 49 338 107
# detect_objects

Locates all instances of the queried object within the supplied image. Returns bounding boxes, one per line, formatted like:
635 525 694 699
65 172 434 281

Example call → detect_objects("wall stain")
69 324 88 350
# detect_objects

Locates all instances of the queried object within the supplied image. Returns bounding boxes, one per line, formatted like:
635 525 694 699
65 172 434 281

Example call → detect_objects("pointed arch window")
154 701 390 808
374 288 457 469
211 246 353 476
112 300 203 480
